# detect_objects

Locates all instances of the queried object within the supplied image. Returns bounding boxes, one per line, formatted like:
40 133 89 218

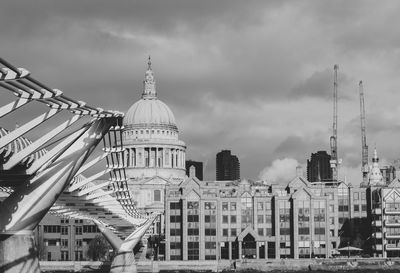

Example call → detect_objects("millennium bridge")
0 58 155 273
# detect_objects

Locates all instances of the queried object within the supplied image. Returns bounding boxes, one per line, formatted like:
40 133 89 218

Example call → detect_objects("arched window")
154 190 161 202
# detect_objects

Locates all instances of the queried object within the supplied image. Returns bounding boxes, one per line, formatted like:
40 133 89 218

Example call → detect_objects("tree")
87 235 111 261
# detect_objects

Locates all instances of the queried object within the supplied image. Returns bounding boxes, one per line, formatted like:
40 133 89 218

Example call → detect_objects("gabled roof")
388 178 400 188
237 226 259 241
291 187 314 199
179 175 201 189
185 189 200 201
287 176 309 189
383 188 400 202
141 175 171 185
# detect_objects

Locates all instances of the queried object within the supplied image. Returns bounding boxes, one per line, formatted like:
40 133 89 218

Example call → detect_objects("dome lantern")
142 56 157 99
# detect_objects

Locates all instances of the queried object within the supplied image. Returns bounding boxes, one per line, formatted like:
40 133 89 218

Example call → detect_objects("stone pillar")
132 148 135 167
228 242 232 260
292 199 299 259
165 201 171 261
182 199 188 260
176 149 181 168
155 147 158 168
199 201 205 260
173 149 176 168
0 231 40 273
274 198 281 259
160 147 164 168
238 241 242 260
264 241 268 259
256 242 260 259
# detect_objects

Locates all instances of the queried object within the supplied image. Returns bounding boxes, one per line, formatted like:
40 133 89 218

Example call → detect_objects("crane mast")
330 64 339 181
359 81 369 184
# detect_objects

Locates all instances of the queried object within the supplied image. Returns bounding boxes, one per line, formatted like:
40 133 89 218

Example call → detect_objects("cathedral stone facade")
123 58 187 234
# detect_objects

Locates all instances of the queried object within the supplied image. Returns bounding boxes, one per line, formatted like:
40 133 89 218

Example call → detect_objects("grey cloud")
274 135 329 163
291 68 354 100
2 0 400 182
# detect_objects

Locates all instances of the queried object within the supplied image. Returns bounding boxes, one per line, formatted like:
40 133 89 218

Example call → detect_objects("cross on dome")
142 56 157 99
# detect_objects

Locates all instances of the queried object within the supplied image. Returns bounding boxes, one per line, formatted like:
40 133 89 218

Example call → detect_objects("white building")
123 58 187 232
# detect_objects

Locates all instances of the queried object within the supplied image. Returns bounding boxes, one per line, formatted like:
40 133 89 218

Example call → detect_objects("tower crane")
359 81 369 184
330 65 339 181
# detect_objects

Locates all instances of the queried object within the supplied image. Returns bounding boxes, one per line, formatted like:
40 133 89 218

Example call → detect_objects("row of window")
125 129 176 136
44 225 99 234
47 239 83 247
60 219 84 224
44 225 68 235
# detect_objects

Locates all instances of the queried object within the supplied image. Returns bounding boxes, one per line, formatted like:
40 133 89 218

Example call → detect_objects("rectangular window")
353 192 359 200
170 215 181 223
258 228 264 236
188 215 199 222
205 228 216 236
231 229 237 237
61 226 68 235
154 190 161 202
76 239 82 247
48 239 57 246
257 202 264 210
361 192 366 200
222 202 228 211
298 227 310 235
188 228 199 236
222 215 228 223
170 202 181 210
257 215 264 224
61 251 69 261
75 251 83 261
354 205 360 212
329 205 334 213
230 202 237 211
230 215 237 224
75 226 82 235
314 227 325 235
188 242 199 260
222 229 228 237
361 204 367 211
61 239 68 247
44 225 61 233
170 228 181 236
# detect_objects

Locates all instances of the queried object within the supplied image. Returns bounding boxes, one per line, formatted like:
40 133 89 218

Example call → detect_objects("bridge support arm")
92 220 123 250
110 216 157 273
0 117 116 273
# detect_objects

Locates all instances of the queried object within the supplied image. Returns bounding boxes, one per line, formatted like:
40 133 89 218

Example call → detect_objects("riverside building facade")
164 168 369 260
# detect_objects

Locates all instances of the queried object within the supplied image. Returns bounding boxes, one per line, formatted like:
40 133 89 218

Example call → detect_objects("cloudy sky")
2 0 400 183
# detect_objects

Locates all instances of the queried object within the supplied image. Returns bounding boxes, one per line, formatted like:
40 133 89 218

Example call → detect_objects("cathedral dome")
122 57 186 183
124 99 177 130
123 57 177 132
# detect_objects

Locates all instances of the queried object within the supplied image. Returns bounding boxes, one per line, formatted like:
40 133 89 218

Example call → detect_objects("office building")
216 150 240 181
307 151 332 182
164 170 368 260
